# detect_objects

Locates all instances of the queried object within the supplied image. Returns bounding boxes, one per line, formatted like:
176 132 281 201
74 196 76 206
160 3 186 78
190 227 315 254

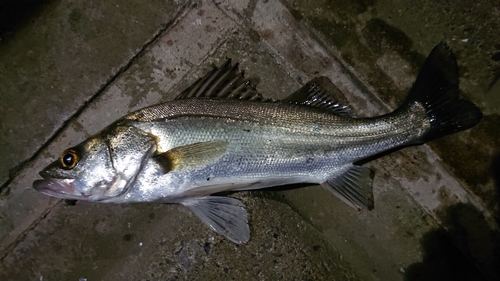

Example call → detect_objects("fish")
33 42 482 243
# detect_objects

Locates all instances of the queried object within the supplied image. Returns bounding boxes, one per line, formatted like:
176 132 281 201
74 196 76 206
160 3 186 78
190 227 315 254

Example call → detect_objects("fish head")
33 125 156 201
33 136 124 201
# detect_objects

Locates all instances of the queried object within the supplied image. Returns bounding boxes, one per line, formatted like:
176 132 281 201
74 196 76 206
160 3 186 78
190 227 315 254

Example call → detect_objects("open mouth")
32 177 89 200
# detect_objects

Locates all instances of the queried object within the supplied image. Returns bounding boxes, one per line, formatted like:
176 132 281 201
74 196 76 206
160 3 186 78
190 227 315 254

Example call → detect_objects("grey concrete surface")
1 0 499 280
0 0 190 186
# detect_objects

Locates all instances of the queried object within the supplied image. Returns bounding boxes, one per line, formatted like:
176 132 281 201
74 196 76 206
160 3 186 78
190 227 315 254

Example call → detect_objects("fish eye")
59 149 80 170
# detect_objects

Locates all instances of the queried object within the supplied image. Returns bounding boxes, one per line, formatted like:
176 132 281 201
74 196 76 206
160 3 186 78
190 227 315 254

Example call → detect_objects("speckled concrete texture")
1 0 498 280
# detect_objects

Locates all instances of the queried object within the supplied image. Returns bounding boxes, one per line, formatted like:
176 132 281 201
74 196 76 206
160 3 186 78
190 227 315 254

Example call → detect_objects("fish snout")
32 178 87 200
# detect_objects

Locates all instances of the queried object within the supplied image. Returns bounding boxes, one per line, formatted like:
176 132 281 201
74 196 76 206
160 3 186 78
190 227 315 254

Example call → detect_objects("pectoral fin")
181 196 250 244
321 165 374 211
153 141 228 173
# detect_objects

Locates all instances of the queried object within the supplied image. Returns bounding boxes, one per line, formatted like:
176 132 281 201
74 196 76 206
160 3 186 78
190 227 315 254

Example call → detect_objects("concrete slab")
0 0 190 186
1 0 498 280
0 196 360 280
0 0 190 260
277 1 500 279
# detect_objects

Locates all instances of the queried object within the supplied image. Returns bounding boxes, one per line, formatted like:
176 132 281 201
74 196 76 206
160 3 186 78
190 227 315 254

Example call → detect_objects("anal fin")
181 196 250 244
321 165 374 211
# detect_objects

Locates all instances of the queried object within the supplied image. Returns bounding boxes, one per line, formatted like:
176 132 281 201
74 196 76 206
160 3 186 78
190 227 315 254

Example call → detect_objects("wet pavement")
1 0 499 280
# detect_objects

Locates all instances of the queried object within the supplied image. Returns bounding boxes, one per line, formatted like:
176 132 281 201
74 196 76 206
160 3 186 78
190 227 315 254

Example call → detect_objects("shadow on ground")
0 0 52 41
492 154 500 226
406 154 500 281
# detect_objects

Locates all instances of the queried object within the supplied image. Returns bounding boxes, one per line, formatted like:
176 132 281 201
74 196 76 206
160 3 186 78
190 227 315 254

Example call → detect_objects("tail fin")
404 42 482 144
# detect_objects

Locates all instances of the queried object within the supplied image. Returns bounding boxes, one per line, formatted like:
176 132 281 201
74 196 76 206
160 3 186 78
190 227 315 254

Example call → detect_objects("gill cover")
34 124 156 201
86 124 157 200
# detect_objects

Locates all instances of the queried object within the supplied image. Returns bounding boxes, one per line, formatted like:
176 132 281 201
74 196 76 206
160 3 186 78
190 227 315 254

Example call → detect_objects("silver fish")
33 43 482 243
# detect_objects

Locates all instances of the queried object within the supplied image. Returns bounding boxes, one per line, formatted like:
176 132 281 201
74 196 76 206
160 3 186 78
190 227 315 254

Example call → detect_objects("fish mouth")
33 177 90 200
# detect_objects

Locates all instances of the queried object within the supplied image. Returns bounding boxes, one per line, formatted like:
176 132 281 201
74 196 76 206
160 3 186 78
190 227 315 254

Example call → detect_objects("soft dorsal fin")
321 165 374 211
175 59 268 101
284 77 354 117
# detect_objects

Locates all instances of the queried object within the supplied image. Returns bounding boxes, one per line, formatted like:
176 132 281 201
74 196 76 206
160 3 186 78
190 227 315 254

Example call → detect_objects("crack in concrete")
0 1 195 260
0 200 60 262
0 2 192 198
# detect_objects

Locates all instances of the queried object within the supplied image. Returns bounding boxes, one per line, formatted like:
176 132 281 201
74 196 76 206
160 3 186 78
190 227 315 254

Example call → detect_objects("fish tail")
403 42 482 144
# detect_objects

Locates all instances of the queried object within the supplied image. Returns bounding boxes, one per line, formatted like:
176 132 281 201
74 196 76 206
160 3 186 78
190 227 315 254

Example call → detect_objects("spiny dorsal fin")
284 77 354 117
175 59 268 101
181 196 250 244
321 165 374 211
153 141 228 173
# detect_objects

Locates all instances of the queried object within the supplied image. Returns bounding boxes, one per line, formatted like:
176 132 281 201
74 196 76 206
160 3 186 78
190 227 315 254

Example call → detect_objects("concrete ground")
1 0 499 280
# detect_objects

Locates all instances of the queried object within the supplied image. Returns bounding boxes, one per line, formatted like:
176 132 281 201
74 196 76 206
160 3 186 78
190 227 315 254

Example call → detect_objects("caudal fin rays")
403 42 482 144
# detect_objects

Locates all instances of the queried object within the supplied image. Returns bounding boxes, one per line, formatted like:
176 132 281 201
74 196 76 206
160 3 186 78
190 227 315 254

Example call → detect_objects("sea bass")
33 43 482 243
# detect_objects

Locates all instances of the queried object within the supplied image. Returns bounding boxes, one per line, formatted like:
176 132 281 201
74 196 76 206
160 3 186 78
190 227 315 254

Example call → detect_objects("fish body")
33 43 482 243
118 97 427 202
